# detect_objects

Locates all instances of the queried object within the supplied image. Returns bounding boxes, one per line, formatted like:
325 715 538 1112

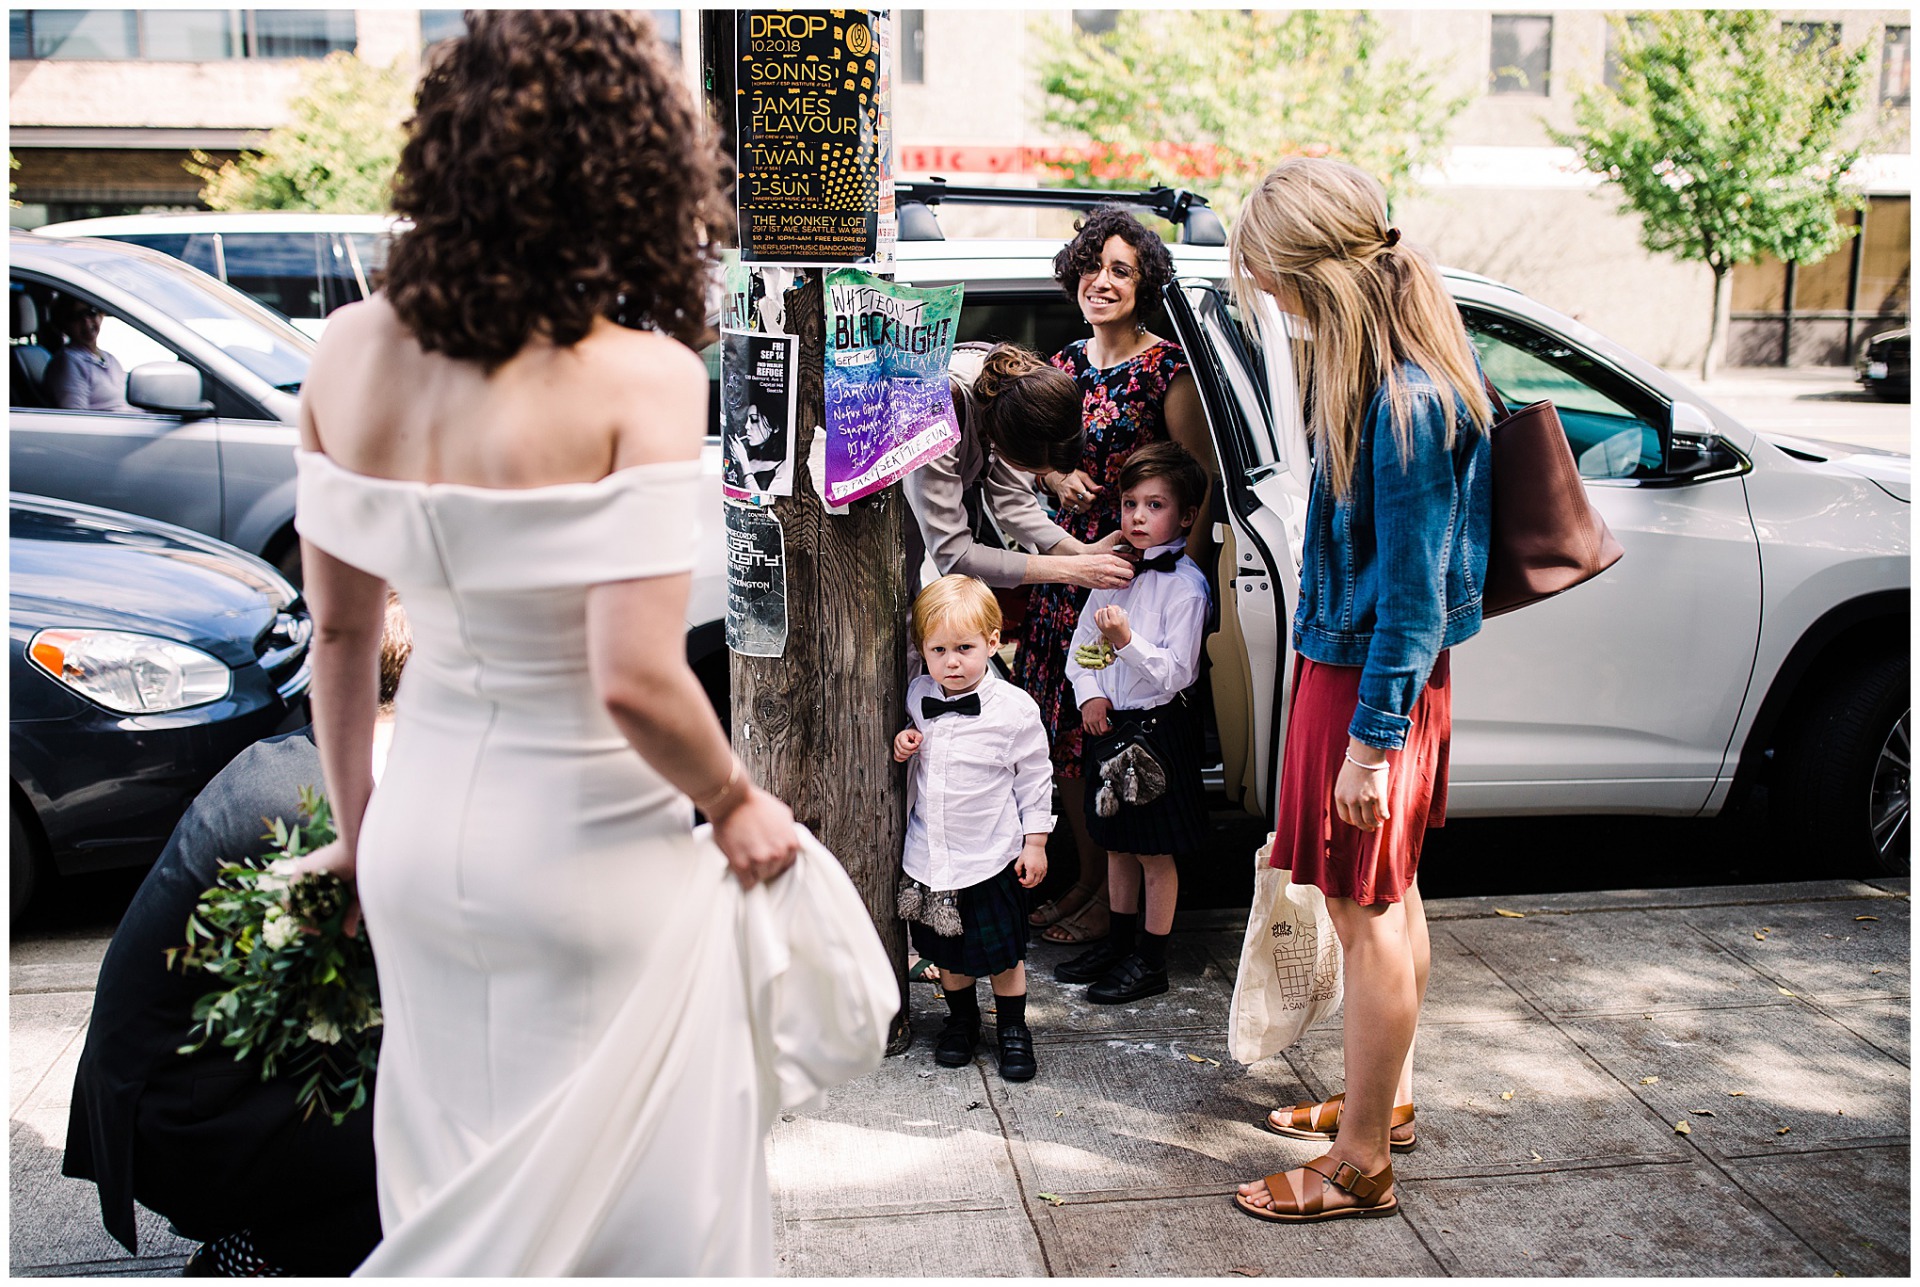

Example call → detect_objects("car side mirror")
1665 400 1748 482
127 361 214 418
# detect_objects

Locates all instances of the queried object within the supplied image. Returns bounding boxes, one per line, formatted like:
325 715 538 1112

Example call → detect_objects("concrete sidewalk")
11 878 1910 1276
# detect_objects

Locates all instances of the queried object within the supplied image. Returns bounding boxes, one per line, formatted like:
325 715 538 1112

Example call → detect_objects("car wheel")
1871 382 1909 404
1775 650 1910 876
11 798 42 926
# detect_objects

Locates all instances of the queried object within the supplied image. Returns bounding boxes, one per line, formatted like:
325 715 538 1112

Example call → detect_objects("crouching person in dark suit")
62 595 411 1276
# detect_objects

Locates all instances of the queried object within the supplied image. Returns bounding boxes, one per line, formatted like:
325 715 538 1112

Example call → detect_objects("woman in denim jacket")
1228 158 1492 1223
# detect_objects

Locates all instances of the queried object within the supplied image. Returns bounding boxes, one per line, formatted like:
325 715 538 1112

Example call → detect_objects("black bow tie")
1137 550 1182 573
922 692 982 720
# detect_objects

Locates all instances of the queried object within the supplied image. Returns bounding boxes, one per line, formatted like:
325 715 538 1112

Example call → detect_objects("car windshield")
80 252 311 392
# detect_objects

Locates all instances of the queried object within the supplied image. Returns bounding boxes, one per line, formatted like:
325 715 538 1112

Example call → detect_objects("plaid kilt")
909 859 1029 978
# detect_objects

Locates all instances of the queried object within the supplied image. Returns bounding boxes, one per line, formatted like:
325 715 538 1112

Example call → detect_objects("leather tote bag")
1229 833 1343 1064
1481 382 1626 617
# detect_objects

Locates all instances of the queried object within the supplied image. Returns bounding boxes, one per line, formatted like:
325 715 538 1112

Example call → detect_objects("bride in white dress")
286 12 893 1275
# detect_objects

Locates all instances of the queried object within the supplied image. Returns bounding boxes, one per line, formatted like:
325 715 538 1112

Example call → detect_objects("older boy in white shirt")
1056 442 1212 1004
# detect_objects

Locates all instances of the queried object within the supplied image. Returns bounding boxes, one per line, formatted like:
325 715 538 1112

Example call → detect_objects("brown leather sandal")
1262 1092 1417 1152
1232 1154 1399 1223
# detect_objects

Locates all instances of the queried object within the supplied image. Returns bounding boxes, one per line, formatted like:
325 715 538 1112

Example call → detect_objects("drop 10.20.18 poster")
734 10 894 266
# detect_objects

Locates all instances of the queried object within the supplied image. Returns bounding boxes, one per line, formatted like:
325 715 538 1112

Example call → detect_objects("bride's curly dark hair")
383 10 732 367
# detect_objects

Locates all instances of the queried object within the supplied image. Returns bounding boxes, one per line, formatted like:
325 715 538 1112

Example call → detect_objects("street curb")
1171 877 1909 932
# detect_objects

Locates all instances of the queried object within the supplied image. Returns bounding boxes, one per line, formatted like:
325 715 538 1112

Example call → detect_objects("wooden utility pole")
702 12 911 1053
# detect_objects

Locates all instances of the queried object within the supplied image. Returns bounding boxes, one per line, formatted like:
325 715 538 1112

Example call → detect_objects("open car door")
1162 280 1307 816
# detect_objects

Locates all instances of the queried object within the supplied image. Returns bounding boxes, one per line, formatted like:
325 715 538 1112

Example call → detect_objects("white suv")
887 184 1908 874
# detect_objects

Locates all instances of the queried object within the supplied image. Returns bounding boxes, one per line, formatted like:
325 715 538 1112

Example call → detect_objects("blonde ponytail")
1230 158 1490 498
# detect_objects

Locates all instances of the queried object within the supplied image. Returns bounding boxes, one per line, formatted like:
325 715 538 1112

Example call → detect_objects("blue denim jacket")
1293 362 1491 750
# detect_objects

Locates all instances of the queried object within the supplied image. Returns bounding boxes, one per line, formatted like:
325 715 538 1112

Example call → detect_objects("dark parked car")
1857 327 1910 403
10 494 311 921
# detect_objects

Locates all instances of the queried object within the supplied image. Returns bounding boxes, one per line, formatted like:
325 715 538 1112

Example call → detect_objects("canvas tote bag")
1229 833 1344 1064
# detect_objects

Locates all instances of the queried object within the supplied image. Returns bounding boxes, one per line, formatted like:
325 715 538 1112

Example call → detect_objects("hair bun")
973 342 1044 404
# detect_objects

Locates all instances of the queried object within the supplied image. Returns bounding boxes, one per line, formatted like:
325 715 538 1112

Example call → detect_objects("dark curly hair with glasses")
1051 205 1176 326
382 10 732 368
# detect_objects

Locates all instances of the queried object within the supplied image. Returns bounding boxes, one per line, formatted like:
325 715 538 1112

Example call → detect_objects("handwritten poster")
822 268 963 506
734 9 893 266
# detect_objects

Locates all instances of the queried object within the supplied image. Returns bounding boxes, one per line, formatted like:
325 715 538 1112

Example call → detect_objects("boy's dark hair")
1118 441 1207 515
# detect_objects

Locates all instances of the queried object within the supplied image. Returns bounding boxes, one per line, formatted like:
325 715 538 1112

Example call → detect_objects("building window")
1785 21 1840 55
649 9 681 61
11 10 355 61
1490 14 1552 96
1884 26 1911 106
14 10 139 60
1602 16 1648 93
1073 11 1119 38
898 10 925 85
142 10 236 61
247 10 356 59
1729 196 1911 365
419 9 465 48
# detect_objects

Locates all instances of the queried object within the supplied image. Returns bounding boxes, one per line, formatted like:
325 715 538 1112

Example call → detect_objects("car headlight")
27 629 232 714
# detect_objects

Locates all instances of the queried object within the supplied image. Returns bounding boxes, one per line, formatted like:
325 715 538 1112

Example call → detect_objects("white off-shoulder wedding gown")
294 450 895 1276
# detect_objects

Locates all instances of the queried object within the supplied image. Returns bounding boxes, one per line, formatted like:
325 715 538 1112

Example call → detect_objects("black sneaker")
1053 940 1126 984
933 1014 980 1066
1086 953 1169 1004
996 1022 1037 1081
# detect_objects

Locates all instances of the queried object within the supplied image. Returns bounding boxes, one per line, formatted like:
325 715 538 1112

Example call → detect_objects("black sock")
1108 911 1140 955
1137 929 1169 970
994 990 1027 1029
945 980 980 1027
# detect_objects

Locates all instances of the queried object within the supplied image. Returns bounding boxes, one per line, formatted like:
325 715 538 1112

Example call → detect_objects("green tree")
1551 12 1874 380
1033 10 1470 218
190 52 410 213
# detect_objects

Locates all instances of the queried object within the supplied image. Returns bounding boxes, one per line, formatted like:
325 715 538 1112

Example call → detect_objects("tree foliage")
1550 11 1874 376
1033 10 1470 216
190 52 410 213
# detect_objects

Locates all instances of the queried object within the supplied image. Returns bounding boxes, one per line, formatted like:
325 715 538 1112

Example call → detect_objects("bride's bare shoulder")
578 324 709 465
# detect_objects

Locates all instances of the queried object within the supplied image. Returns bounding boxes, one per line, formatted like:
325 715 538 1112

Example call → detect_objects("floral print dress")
1013 337 1191 777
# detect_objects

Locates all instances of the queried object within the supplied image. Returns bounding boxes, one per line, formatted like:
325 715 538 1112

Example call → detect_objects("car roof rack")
895 179 1228 247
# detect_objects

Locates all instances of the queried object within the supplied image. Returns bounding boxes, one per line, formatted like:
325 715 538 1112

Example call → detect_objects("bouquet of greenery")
166 787 381 1124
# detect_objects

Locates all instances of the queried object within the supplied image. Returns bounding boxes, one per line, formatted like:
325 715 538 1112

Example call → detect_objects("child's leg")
991 960 1037 1080
1134 853 1179 972
1138 853 1178 935
934 969 981 1066
1105 851 1143 956
990 962 1027 1027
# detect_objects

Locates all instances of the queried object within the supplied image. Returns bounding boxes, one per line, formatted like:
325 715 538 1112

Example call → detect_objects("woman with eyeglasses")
45 296 134 413
1013 206 1213 959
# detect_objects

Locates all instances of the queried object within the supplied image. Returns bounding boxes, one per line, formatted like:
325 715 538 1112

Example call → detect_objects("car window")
345 232 389 282
1464 308 1665 480
218 232 326 322
79 253 310 391
956 292 1085 362
113 232 221 277
96 314 179 372
321 234 369 313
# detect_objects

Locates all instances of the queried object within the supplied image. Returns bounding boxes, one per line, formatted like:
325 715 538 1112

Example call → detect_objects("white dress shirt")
1067 541 1210 713
902 667 1055 891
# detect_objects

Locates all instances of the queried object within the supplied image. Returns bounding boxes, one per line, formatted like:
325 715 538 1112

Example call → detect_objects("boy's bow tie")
921 693 982 720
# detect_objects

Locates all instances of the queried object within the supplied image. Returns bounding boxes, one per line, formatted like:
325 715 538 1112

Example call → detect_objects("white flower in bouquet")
261 906 297 950
307 1018 344 1045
